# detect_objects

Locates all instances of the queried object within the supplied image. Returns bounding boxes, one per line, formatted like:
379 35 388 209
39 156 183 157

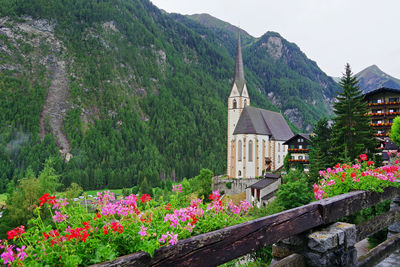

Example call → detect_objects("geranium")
52 211 68 223
138 226 148 237
140 194 152 203
7 226 24 240
314 154 400 199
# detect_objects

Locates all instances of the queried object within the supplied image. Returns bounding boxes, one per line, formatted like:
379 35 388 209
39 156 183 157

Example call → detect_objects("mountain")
0 0 337 192
355 65 400 93
172 13 340 132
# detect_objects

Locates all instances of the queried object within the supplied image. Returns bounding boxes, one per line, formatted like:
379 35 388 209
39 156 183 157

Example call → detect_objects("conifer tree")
309 118 334 182
331 64 377 161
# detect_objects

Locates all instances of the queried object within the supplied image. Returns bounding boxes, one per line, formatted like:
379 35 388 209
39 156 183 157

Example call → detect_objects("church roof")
233 31 246 95
233 106 294 141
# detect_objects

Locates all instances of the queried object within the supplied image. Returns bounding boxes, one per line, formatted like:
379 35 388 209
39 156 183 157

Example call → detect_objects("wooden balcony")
368 101 400 106
370 123 393 127
365 112 400 116
375 133 390 137
288 159 309 163
288 148 309 152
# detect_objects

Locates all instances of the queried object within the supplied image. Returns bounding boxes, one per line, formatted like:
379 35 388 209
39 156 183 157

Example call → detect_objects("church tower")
227 32 250 178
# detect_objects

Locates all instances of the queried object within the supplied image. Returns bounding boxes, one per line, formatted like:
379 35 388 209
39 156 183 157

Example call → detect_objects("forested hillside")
173 13 341 131
0 0 282 192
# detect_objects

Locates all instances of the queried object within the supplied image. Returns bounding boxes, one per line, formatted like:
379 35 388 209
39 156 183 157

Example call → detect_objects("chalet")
283 133 311 171
245 173 281 207
227 33 293 179
363 87 400 138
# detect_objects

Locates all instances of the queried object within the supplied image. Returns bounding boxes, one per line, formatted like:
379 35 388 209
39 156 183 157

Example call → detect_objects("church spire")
233 31 246 93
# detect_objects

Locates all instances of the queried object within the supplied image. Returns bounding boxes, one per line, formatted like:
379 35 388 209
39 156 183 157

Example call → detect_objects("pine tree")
309 118 334 182
331 63 377 162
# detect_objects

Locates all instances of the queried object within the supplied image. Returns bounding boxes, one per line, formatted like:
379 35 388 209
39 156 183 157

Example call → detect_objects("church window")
278 155 280 163
248 140 253 162
233 99 237 109
244 99 247 107
238 140 242 161
238 170 242 176
278 143 280 152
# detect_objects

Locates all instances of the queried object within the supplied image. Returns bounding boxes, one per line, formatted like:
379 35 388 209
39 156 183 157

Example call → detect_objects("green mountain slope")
0 0 283 191
173 13 340 131
356 65 400 92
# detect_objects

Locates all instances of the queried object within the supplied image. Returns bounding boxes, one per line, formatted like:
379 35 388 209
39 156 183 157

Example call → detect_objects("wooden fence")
92 187 400 267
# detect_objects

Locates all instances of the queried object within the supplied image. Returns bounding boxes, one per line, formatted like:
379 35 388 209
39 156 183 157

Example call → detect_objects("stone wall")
212 177 259 195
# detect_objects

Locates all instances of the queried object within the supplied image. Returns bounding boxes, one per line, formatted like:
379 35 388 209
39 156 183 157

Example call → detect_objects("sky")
150 0 400 78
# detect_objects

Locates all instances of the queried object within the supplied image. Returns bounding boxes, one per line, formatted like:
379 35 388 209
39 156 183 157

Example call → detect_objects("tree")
309 118 334 182
331 63 377 162
390 116 400 146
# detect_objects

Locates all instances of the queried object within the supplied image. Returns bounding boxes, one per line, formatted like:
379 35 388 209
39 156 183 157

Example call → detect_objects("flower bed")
0 189 252 266
313 154 400 200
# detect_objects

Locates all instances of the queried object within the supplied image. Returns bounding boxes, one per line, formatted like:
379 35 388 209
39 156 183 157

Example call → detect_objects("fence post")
388 196 400 238
273 222 357 267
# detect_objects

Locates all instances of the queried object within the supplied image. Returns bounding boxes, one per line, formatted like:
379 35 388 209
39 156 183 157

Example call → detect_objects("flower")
1 246 15 265
138 226 148 237
172 184 182 193
360 154 368 161
7 226 25 240
367 161 374 166
110 222 123 233
16 245 27 261
140 194 152 203
52 211 69 223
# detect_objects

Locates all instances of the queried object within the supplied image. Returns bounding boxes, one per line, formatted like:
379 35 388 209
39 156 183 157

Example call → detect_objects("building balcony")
375 133 390 137
368 101 400 106
365 111 400 116
288 159 309 163
288 148 309 152
370 123 393 127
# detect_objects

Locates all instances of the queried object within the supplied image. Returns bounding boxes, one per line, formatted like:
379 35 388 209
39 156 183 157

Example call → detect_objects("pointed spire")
233 30 245 94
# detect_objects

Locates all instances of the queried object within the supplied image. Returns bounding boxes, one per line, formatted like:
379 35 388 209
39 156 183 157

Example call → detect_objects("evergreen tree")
331 64 377 162
309 118 334 182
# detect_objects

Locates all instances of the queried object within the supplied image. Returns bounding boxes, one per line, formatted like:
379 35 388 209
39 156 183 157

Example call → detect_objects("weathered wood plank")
92 187 400 267
270 253 306 267
316 187 400 224
358 233 400 267
356 207 400 242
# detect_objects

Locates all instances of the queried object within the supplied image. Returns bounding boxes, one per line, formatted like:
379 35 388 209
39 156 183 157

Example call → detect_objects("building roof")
249 175 280 190
363 87 400 98
261 189 278 201
283 133 311 145
384 140 400 151
233 31 246 95
233 106 294 141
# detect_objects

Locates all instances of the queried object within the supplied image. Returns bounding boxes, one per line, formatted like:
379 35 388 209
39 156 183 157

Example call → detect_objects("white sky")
150 0 400 78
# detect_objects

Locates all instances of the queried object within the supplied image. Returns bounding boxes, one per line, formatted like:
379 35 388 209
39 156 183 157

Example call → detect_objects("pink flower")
172 184 182 193
52 211 68 223
138 226 148 237
1 246 15 264
16 246 27 261
327 180 335 186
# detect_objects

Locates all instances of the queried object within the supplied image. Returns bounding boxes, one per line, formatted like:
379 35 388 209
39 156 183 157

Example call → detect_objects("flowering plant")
313 154 400 200
0 186 252 266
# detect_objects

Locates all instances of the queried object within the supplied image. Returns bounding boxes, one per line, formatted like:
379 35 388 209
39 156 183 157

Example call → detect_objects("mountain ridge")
355 65 400 92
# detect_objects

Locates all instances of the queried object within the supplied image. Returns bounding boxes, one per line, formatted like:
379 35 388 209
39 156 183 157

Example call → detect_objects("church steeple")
233 31 246 94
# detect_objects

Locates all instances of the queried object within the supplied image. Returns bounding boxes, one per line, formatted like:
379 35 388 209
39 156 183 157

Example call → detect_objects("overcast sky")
150 0 400 78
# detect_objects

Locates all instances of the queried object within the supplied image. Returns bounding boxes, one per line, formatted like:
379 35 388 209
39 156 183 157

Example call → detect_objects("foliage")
0 189 253 266
331 64 377 162
390 116 400 146
308 118 334 183
276 169 313 210
65 183 83 199
313 154 400 200
0 159 60 236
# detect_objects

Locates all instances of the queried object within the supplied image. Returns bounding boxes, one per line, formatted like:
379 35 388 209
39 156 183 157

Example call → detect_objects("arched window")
238 170 242 176
299 156 303 160
278 143 281 152
233 99 237 109
248 140 253 162
278 155 281 163
244 99 247 107
238 140 242 161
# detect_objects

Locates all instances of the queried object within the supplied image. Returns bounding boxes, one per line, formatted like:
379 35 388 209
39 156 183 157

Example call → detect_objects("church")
227 33 294 178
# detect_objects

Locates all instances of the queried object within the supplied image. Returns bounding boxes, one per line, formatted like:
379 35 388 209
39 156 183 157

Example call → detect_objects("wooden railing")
92 187 400 267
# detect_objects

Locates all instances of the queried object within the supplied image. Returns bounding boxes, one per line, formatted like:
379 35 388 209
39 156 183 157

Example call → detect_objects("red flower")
140 194 152 203
350 172 356 178
341 173 346 179
335 163 340 168
395 160 399 165
7 225 25 240
103 225 108 235
94 213 102 220
360 154 368 161
81 230 89 243
367 161 374 166
39 193 50 206
165 203 171 211
110 222 123 233
190 216 198 225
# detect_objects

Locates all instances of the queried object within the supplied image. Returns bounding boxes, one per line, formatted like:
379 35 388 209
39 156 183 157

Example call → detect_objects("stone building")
227 33 293 178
